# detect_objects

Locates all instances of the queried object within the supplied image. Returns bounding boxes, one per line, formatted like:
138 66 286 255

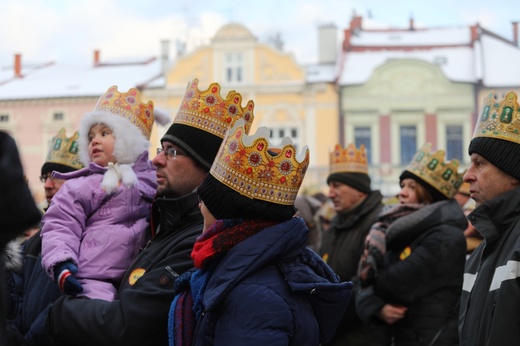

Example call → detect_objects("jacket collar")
470 187 520 244
332 190 383 230
151 191 202 237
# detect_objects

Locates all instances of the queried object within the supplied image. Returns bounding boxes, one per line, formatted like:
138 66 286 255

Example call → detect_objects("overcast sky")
1 0 518 67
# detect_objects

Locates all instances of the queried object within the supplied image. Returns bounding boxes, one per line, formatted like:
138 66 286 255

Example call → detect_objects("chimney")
470 24 480 46
93 50 100 66
14 53 22 78
318 24 337 64
161 40 170 74
409 17 415 31
513 21 519 46
349 15 362 32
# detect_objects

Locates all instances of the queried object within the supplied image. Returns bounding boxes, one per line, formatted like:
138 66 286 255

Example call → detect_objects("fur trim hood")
78 111 150 166
4 240 22 272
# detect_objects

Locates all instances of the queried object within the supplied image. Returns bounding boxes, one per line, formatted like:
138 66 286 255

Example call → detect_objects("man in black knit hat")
459 91 520 346
47 79 254 346
320 143 386 346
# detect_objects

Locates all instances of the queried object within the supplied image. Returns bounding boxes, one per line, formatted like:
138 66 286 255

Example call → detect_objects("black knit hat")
161 79 255 171
197 174 297 222
161 123 222 171
469 137 520 180
399 171 448 203
41 162 79 176
326 172 371 194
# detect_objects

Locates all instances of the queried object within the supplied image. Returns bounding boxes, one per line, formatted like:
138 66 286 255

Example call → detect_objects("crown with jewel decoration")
174 78 255 138
404 143 463 199
473 91 520 144
210 119 309 205
329 143 369 175
93 85 155 140
45 128 83 170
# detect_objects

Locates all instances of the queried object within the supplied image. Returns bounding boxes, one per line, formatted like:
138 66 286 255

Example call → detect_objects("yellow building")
147 23 339 193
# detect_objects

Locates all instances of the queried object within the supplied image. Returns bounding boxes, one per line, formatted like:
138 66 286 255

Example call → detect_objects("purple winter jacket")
41 152 157 301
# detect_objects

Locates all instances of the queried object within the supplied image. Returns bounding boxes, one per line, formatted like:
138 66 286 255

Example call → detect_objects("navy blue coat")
192 217 352 346
9 230 61 345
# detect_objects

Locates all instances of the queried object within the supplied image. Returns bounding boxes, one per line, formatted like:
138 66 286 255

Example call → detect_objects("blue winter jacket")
192 217 352 346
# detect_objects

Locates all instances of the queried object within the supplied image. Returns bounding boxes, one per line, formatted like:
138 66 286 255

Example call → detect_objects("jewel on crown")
405 143 463 199
473 91 520 145
93 86 155 140
46 128 83 170
174 78 255 138
329 143 369 175
210 119 310 205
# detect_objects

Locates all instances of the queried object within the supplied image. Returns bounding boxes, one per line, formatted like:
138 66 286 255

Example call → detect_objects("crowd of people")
1 85 519 346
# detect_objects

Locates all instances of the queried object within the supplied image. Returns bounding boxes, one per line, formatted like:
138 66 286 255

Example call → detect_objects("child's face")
88 123 117 167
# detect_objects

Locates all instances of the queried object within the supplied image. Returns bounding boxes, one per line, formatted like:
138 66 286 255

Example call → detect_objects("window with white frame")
0 114 9 122
225 52 243 84
400 125 417 165
446 125 463 161
269 126 299 152
354 126 372 164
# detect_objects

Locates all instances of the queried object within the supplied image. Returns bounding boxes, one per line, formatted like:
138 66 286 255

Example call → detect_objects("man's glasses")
156 147 177 160
39 173 54 183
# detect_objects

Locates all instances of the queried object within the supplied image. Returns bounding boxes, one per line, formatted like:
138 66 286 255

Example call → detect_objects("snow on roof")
351 27 471 47
479 34 520 87
305 63 336 83
0 58 163 100
338 46 475 85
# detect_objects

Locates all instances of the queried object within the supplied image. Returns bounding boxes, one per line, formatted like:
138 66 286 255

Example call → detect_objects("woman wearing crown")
356 143 467 346
167 119 352 346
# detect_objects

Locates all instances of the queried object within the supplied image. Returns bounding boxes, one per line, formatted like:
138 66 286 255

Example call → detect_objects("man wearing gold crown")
459 91 520 346
5 128 83 346
46 79 255 346
319 143 387 345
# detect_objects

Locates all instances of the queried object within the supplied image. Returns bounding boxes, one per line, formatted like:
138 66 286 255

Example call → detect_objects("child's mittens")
53 261 83 296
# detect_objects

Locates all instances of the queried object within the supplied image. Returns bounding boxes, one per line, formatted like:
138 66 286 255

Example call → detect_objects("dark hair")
399 171 447 203
413 182 435 204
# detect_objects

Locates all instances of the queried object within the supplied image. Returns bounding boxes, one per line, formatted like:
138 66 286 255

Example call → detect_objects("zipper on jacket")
139 240 152 252
165 266 179 279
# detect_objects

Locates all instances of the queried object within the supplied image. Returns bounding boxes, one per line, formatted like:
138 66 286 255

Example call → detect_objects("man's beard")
156 183 181 198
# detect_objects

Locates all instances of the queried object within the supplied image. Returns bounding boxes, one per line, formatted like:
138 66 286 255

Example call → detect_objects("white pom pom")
101 167 120 194
119 164 138 188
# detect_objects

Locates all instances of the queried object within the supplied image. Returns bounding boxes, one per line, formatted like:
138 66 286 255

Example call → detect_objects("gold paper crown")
473 91 520 144
174 79 255 138
329 143 369 175
93 85 155 140
404 143 463 199
210 119 310 205
45 128 83 170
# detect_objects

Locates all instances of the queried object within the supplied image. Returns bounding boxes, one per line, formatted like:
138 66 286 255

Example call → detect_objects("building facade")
337 16 520 195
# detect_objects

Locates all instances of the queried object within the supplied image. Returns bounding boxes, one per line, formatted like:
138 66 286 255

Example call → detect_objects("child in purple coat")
41 86 169 301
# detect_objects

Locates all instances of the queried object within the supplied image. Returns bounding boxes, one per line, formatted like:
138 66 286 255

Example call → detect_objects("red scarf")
191 218 277 269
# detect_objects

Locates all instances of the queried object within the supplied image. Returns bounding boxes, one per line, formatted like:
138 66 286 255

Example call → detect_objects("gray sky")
1 0 518 66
